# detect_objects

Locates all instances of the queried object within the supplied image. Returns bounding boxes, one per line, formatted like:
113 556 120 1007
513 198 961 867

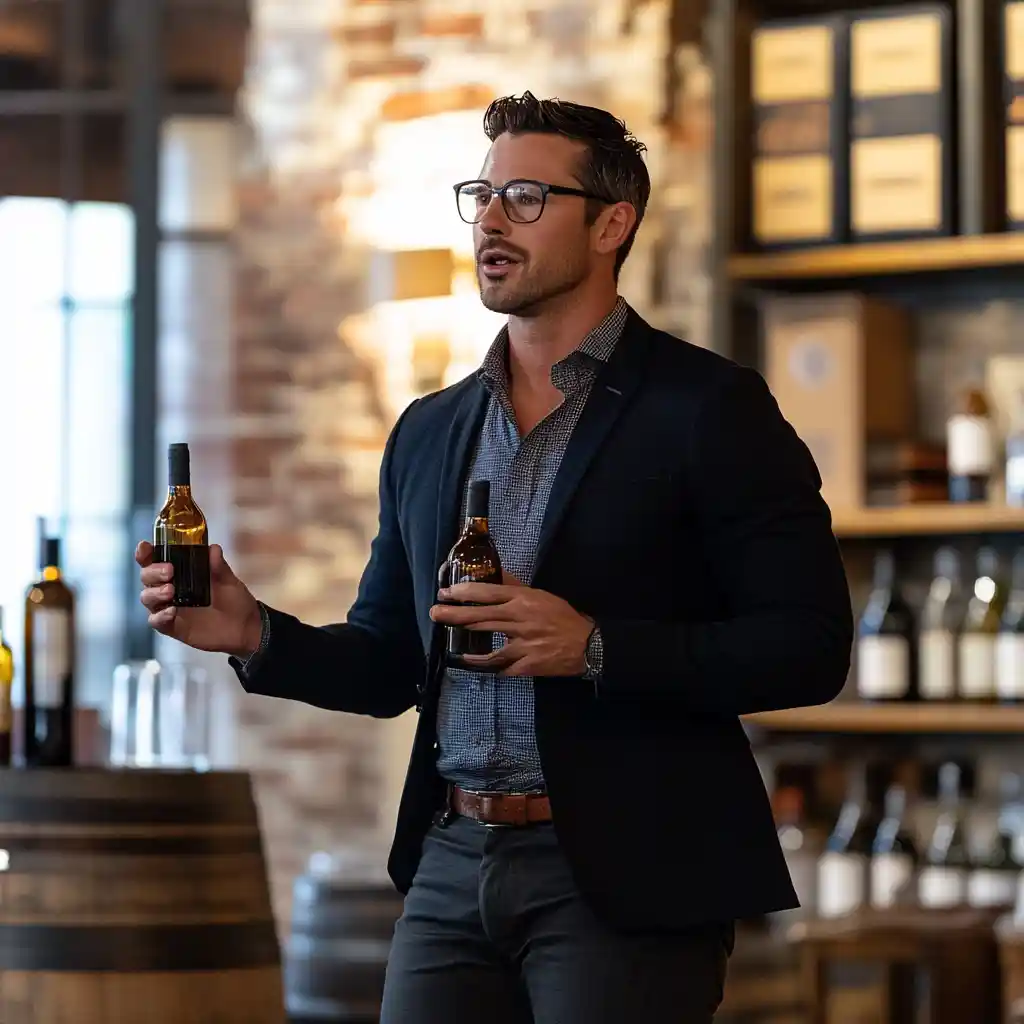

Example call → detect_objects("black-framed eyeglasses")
453 178 610 225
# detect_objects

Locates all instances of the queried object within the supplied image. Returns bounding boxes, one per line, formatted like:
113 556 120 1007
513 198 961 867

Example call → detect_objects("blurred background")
3 0 1024 1019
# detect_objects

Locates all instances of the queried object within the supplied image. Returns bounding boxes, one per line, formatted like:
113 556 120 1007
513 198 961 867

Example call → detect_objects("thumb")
502 569 524 586
209 544 238 582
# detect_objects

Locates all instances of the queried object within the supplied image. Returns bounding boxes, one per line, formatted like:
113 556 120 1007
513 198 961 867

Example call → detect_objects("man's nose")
477 192 510 234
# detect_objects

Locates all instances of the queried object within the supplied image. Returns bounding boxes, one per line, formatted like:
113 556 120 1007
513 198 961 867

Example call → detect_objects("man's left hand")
430 581 593 677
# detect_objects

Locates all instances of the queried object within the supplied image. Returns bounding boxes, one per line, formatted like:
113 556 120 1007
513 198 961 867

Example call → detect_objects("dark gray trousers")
380 815 733 1024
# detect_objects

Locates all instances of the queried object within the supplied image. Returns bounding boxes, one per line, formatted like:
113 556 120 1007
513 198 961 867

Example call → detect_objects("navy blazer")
240 306 853 931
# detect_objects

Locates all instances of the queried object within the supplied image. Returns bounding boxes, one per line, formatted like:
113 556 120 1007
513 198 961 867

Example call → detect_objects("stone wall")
231 0 714 929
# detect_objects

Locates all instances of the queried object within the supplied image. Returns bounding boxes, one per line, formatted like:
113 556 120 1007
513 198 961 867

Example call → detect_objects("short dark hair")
482 91 650 276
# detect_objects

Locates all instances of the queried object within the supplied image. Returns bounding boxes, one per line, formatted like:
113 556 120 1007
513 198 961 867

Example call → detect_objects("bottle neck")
41 565 61 582
168 484 193 498
463 515 488 534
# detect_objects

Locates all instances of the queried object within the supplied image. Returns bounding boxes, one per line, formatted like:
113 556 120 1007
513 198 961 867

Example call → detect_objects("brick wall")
230 0 713 929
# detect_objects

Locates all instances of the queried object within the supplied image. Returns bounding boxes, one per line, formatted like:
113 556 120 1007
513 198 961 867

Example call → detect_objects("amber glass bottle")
443 479 502 666
154 442 211 607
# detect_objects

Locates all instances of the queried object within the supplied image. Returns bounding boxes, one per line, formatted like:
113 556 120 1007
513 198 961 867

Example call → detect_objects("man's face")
470 132 596 316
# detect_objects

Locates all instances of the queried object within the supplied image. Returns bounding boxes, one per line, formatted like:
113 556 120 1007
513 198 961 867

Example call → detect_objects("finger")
140 563 173 587
135 540 155 567
209 543 236 581
461 640 526 670
430 603 517 626
148 606 178 634
440 582 518 604
502 570 524 586
140 584 175 613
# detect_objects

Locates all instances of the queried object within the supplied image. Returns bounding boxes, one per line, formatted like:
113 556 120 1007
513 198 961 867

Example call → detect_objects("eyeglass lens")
457 181 546 224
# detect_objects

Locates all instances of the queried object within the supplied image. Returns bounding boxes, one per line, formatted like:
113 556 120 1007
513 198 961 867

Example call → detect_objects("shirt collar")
477 296 629 394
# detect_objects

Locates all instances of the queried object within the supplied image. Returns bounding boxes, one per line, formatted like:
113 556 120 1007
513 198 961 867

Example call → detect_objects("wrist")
232 600 265 659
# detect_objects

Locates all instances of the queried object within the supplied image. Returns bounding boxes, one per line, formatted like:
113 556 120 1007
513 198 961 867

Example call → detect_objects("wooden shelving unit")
728 233 1024 285
744 702 1024 734
831 503 1024 539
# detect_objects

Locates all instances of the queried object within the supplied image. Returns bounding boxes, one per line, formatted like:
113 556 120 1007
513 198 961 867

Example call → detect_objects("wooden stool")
788 907 1003 1024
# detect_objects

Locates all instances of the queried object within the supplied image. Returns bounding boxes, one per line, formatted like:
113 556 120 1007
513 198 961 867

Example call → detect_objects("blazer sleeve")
595 366 853 716
231 400 425 719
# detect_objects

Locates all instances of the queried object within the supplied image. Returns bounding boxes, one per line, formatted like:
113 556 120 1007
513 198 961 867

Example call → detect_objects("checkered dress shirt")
436 298 627 793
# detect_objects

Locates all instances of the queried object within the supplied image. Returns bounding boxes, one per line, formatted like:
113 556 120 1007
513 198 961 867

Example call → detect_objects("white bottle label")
918 866 966 908
968 869 1018 908
871 852 914 908
996 634 1024 699
947 414 994 476
817 852 866 918
919 629 956 699
857 635 910 699
959 634 997 699
32 608 70 708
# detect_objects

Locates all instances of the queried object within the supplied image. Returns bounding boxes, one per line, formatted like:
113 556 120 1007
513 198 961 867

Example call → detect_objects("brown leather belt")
451 786 552 826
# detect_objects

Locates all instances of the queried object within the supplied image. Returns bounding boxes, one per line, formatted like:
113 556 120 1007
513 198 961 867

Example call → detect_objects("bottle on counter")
946 386 995 504
857 549 915 702
958 547 1006 702
918 761 970 909
0 608 12 766
996 549 1024 703
23 536 76 767
871 783 918 909
918 547 966 702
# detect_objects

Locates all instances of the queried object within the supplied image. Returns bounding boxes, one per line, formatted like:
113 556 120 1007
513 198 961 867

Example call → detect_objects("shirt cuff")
230 601 272 678
582 624 604 687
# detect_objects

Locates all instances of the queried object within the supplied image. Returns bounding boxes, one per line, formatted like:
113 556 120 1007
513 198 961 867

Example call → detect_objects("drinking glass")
108 659 211 769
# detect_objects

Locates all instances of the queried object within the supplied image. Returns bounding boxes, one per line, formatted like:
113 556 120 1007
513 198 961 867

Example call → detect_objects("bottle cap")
40 537 60 571
467 479 490 519
168 443 191 487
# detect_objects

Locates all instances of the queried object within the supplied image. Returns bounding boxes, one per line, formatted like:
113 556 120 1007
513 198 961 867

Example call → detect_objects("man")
137 92 853 1022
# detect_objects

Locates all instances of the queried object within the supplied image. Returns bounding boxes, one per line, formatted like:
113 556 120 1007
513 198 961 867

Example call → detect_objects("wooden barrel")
0 766 286 1024
284 856 405 1023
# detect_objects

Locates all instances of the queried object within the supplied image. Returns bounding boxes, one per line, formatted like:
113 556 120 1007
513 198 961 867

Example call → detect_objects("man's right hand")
136 540 263 658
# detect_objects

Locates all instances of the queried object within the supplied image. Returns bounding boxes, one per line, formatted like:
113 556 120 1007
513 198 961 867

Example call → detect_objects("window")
0 197 134 708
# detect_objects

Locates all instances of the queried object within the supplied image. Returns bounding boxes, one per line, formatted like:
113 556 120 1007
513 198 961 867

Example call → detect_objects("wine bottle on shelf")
154 442 211 608
441 479 503 668
996 549 1024 703
772 785 817 925
918 547 966 702
918 761 970 909
23 537 76 768
871 784 918 909
857 549 915 702
817 764 876 918
958 547 1006 702
1006 390 1024 507
0 609 12 767
967 772 1022 909
946 387 994 503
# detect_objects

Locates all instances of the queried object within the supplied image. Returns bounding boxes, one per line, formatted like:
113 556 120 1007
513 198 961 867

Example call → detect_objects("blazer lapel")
533 312 652 574
422 379 490 694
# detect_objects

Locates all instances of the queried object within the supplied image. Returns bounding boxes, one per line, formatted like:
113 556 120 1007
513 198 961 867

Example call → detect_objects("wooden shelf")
831 503 1024 538
744 703 1024 734
727 234 1024 284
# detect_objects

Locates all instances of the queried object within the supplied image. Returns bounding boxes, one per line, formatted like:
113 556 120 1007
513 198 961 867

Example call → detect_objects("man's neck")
506 288 619 392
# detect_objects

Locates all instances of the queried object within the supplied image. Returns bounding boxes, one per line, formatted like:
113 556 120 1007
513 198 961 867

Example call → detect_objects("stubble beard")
477 258 588 317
